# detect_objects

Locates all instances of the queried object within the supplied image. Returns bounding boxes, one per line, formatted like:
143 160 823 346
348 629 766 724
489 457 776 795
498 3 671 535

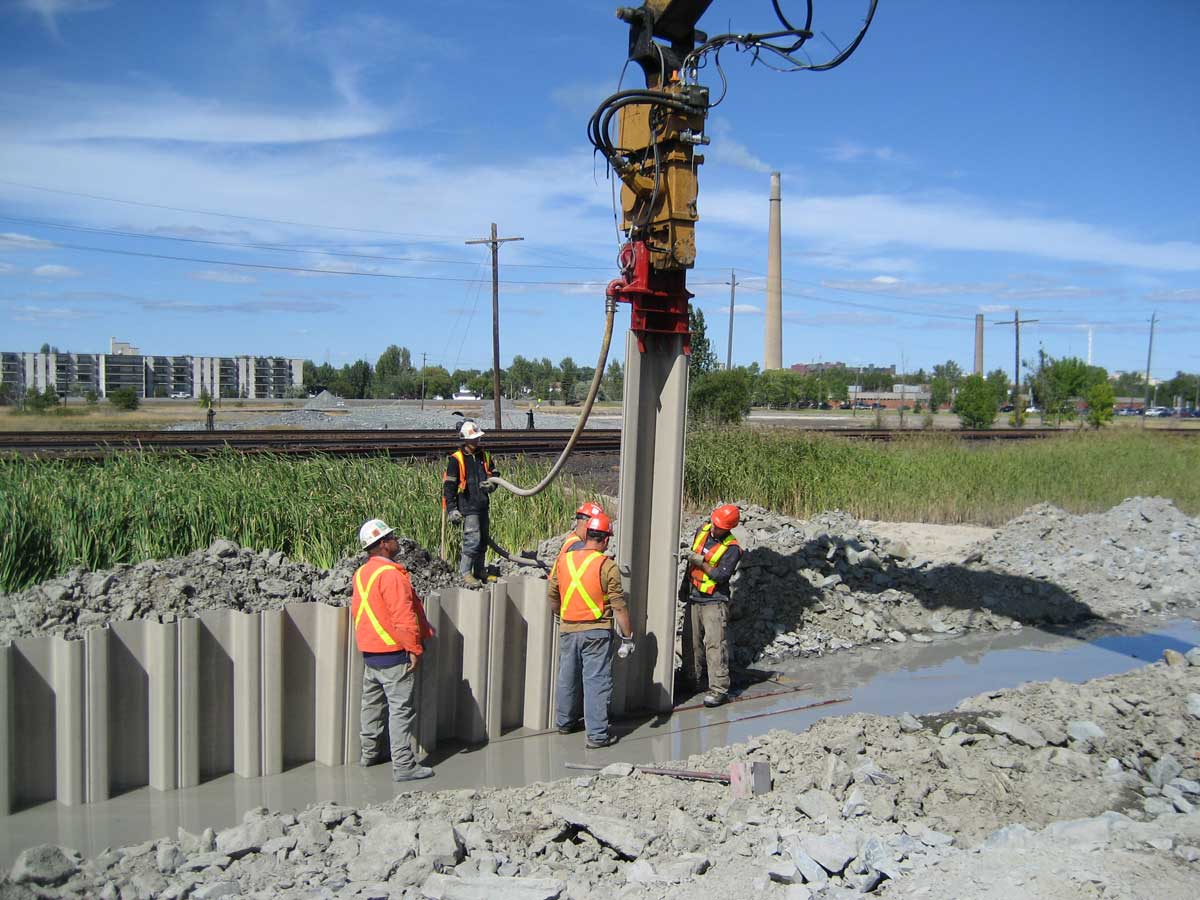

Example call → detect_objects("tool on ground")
564 759 771 795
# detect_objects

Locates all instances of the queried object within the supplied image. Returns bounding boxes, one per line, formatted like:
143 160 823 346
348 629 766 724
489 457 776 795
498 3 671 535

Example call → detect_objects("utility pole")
466 223 523 431
993 309 1039 405
1142 311 1157 422
725 269 738 370
420 352 426 411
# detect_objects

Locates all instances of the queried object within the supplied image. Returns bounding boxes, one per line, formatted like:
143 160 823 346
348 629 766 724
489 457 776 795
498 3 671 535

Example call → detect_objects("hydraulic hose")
486 295 617 497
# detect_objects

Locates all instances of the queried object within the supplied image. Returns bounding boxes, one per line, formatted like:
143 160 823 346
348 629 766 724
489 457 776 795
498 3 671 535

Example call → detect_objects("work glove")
617 636 635 659
687 551 705 567
481 481 497 494
447 509 463 525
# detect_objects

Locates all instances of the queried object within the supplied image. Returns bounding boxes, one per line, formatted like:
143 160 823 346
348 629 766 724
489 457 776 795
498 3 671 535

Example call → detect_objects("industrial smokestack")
764 172 783 369
974 314 984 375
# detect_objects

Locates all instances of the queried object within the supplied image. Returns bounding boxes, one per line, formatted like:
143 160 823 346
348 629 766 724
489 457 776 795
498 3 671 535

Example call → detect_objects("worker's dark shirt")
688 529 742 604
442 446 497 515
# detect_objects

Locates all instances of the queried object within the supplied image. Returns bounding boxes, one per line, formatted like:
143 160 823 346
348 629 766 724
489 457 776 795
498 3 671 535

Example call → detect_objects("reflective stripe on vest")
559 550 606 621
451 449 493 493
353 563 400 647
689 523 738 595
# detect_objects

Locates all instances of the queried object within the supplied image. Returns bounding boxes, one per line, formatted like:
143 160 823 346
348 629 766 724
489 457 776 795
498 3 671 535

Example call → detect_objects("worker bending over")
681 504 742 708
443 420 499 585
353 519 436 781
547 512 631 749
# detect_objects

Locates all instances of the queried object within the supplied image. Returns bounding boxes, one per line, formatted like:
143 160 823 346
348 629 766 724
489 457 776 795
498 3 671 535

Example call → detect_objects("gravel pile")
673 498 1200 669
7 648 1199 899
0 537 458 644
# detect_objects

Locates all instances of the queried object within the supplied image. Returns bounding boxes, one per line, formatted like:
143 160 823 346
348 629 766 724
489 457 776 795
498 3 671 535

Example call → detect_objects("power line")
0 178 466 243
0 214 623 271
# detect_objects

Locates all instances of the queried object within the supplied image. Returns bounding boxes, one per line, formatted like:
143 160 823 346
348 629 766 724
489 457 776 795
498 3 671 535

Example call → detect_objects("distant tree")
420 365 453 400
985 368 1010 405
953 374 998 429
26 386 60 413
1111 371 1146 399
1030 353 1107 424
376 345 410 380
344 359 373 399
1085 382 1116 429
198 387 213 408
688 307 718 375
932 360 965 388
108 387 140 411
0 383 12 406
40 342 51 354
602 359 623 401
928 376 952 411
690 369 751 424
84 389 98 406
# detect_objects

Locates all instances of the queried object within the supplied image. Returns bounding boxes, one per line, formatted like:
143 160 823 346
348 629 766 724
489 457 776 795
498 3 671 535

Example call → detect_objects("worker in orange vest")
353 518 436 781
546 513 632 748
442 420 500 585
681 504 742 707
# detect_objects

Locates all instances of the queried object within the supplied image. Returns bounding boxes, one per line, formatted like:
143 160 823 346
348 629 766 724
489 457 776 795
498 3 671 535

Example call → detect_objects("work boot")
358 755 386 768
556 720 583 735
393 765 434 782
585 734 617 749
462 574 481 587
703 692 729 708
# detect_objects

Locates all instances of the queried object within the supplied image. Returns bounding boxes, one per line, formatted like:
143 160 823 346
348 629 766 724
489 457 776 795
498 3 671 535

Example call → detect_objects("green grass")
0 452 582 593
685 428 1200 525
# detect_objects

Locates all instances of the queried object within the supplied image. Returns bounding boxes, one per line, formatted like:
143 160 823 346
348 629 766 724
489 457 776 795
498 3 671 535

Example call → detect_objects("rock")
600 762 634 779
131 871 168 898
1144 797 1176 816
179 852 232 872
1187 693 1200 720
800 834 856 874
853 759 898 786
624 859 663 884
982 824 1036 850
9 845 79 886
419 873 564 899
552 805 653 860
215 815 284 858
1162 649 1188 667
979 715 1047 748
1185 648 1200 666
192 883 241 900
349 851 400 883
898 713 923 733
781 839 827 886
784 886 813 900
208 539 239 559
1066 720 1105 750
155 842 185 873
767 860 801 884
418 820 465 870
1148 754 1183 788
658 854 710 881
796 789 840 821
366 819 419 858
667 809 706 853
841 787 869 818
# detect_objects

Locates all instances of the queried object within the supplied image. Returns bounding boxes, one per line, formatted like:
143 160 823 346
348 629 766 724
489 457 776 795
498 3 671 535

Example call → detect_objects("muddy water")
2 616 1196 867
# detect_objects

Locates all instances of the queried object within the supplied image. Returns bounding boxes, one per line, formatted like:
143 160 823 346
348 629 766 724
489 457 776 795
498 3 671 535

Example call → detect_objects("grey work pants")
359 659 419 774
683 600 730 696
555 629 614 742
459 511 490 578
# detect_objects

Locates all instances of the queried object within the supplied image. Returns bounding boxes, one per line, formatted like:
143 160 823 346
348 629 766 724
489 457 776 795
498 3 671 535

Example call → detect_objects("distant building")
790 361 896 376
0 341 303 400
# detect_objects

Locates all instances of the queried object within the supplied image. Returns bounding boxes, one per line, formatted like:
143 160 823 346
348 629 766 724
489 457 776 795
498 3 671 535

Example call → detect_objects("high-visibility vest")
558 549 607 622
352 559 406 651
689 523 738 595
557 533 585 565
449 448 493 493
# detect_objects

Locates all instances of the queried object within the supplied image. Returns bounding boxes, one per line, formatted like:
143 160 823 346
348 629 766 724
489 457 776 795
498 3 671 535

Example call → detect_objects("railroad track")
1 426 1193 459
0 428 622 460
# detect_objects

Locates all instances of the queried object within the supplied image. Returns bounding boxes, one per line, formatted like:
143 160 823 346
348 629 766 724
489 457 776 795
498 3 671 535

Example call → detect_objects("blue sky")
2 0 1198 380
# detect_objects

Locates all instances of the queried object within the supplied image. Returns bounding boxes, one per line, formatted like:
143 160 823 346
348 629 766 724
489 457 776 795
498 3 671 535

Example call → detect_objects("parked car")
1115 406 1139 416
1145 406 1172 417
818 401 833 410
1000 404 1014 413
1025 406 1040 414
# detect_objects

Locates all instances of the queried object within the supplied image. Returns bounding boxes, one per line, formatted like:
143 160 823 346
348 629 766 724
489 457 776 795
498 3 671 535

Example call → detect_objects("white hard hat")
459 420 485 441
358 518 395 549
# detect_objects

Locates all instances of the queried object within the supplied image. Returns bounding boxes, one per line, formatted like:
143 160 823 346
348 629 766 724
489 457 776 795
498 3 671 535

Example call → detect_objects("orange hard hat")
585 513 613 535
710 504 740 530
576 501 605 519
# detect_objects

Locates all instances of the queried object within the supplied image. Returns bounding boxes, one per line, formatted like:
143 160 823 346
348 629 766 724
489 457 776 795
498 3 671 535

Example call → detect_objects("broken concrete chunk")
1148 754 1183 788
898 713 923 733
552 805 652 860
799 834 856 874
979 715 1047 749
418 820 465 870
9 845 79 886
796 789 840 821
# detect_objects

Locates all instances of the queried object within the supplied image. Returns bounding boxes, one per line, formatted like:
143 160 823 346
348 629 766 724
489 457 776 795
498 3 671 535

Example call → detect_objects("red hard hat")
576 501 605 519
585 513 613 535
710 504 740 530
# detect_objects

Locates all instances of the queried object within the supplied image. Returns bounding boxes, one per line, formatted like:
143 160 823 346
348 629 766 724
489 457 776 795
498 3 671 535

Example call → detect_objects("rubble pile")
0 537 458 644
8 649 1198 899
676 498 1200 668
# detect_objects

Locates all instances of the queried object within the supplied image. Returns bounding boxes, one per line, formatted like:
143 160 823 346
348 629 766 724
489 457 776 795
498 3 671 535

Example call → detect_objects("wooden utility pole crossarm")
466 223 523 431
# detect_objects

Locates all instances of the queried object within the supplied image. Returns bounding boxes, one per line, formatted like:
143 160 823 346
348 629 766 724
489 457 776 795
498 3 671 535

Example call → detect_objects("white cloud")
9 0 109 39
823 141 902 164
1145 288 1200 303
32 264 80 278
11 304 96 321
0 232 54 250
871 275 900 284
0 262 15 274
708 119 772 175
189 270 258 285
702 190 1200 273
140 298 339 314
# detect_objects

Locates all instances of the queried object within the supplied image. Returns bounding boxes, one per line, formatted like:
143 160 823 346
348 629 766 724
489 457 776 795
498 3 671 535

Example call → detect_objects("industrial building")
0 339 303 400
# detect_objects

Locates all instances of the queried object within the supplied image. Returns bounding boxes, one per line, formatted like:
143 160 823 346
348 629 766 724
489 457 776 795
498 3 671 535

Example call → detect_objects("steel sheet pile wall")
0 576 553 813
